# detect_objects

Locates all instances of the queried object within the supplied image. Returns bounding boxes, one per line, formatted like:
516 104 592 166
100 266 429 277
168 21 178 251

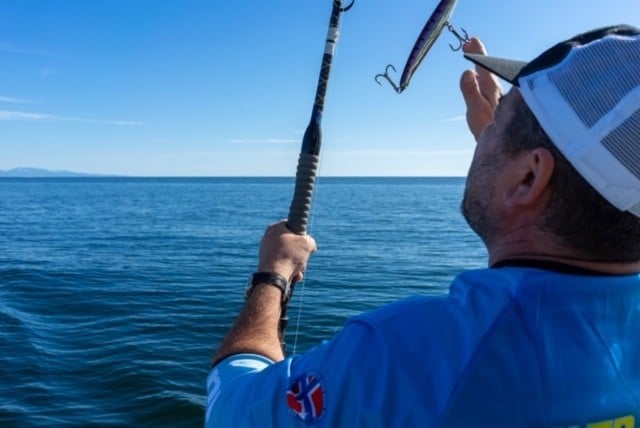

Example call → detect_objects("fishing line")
283 0 354 355
290 10 348 352
292 2 348 353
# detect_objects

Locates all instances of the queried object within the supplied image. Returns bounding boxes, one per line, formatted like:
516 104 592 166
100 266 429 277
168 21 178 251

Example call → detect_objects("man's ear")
503 148 555 208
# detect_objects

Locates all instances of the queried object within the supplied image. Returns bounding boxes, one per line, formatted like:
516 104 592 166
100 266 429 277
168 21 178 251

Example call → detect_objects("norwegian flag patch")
286 372 326 424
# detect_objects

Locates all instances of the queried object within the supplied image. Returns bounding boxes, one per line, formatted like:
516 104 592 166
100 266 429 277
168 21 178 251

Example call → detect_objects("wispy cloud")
0 109 143 125
229 138 299 144
333 149 474 156
0 41 56 57
0 96 30 104
441 115 466 123
0 111 51 121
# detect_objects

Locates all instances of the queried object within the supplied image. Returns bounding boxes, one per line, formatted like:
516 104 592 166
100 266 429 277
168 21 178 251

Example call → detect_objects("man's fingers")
460 37 504 140
462 37 487 56
462 37 502 111
460 70 493 141
306 235 317 253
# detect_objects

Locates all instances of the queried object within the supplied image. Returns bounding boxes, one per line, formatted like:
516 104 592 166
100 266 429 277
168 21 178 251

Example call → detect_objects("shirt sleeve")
205 320 387 427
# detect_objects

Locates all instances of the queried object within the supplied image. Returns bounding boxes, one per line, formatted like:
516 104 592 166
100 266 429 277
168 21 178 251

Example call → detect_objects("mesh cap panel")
602 109 640 181
548 36 640 128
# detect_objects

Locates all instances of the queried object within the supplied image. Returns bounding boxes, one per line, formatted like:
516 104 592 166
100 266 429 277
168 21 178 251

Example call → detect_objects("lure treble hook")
446 22 470 51
374 64 402 93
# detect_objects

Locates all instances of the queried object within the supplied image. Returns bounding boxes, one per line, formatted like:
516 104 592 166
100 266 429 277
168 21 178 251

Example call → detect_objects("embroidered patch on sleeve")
286 372 326 424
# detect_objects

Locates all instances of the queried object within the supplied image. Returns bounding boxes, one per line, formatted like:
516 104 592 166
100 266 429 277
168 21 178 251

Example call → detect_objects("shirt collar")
491 259 626 276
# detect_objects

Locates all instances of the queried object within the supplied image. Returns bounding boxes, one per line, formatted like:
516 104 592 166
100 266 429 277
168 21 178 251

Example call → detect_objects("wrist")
244 282 284 303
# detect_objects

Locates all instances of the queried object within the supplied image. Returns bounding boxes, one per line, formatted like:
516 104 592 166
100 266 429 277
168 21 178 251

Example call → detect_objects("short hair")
502 94 640 263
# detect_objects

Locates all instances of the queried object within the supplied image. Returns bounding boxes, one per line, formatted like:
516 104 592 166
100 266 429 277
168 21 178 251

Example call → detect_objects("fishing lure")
375 0 470 93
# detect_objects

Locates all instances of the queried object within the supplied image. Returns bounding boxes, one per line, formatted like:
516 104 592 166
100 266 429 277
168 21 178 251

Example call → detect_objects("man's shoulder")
348 266 633 342
340 269 522 361
353 268 523 326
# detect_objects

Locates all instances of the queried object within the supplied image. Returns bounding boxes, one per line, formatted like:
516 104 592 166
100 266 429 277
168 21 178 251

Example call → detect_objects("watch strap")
246 271 291 303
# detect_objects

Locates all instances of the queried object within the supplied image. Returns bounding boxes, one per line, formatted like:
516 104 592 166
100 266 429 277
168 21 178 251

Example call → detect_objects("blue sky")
1 0 638 176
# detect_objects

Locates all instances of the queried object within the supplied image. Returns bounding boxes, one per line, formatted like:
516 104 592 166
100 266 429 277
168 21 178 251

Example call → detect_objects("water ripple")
0 177 485 426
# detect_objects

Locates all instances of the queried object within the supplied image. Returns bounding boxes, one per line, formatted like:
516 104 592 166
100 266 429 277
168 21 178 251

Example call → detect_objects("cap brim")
463 54 529 86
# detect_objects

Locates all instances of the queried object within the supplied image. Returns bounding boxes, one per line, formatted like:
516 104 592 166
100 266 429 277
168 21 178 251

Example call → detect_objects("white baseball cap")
465 25 640 218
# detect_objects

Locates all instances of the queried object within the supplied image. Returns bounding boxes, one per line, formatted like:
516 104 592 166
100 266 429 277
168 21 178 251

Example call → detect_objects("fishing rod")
280 0 355 352
375 0 470 93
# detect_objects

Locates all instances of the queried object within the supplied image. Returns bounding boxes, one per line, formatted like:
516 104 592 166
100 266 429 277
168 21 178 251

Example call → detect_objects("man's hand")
460 37 503 141
213 221 316 365
258 220 317 283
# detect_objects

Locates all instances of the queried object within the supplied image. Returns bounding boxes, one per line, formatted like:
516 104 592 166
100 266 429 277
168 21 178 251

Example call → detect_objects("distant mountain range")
0 168 100 177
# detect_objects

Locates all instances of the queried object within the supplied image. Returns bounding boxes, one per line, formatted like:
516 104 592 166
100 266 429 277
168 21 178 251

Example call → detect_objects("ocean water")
0 177 487 427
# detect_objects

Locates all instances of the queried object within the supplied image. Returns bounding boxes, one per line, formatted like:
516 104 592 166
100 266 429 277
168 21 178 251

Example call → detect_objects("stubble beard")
461 157 498 246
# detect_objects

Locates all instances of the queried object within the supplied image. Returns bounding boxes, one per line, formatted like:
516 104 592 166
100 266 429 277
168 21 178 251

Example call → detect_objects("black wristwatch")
245 272 292 303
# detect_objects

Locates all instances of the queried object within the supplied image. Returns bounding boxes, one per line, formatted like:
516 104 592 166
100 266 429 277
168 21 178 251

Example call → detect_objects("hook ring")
337 0 355 12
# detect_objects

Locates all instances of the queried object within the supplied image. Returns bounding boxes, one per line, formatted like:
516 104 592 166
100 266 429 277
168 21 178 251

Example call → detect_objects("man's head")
463 25 640 263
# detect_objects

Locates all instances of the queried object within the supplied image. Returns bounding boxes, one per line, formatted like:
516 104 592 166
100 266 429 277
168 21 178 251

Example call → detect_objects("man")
207 25 640 427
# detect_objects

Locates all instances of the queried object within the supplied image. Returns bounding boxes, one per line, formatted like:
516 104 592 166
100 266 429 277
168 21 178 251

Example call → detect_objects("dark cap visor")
463 54 528 86
463 25 640 87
